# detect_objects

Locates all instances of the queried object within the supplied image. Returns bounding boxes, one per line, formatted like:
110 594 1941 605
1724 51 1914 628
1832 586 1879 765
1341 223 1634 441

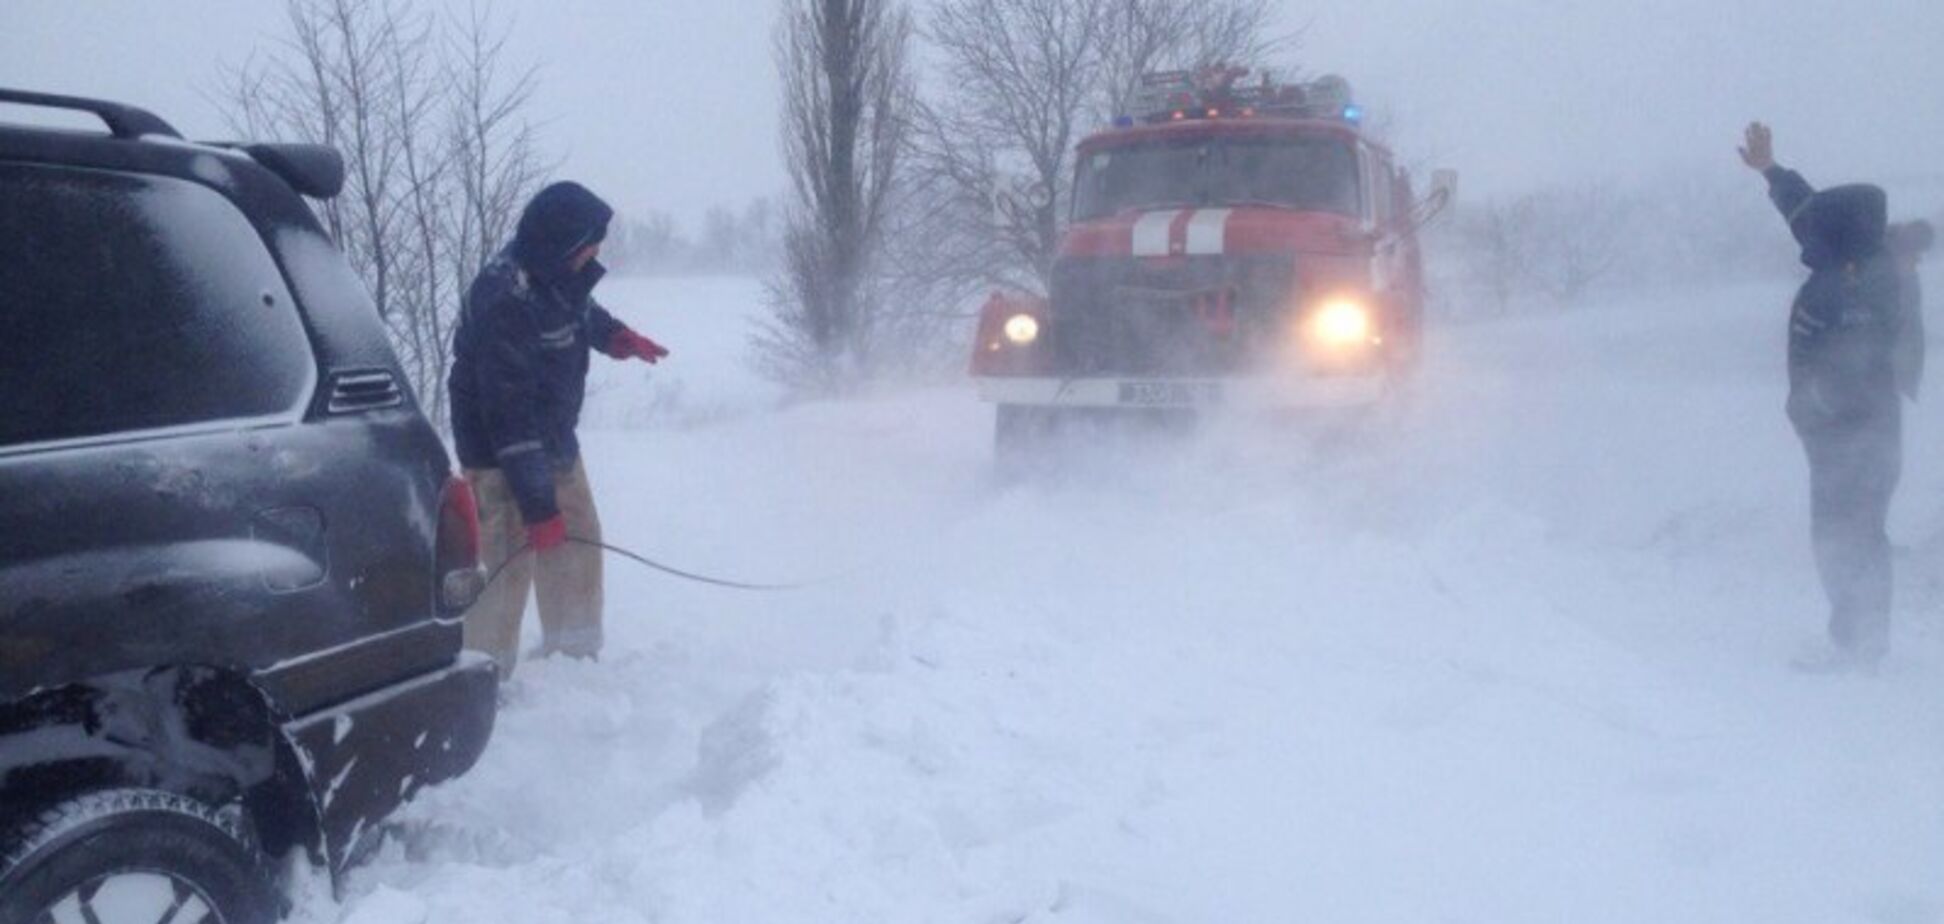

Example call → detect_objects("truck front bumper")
976 373 1387 410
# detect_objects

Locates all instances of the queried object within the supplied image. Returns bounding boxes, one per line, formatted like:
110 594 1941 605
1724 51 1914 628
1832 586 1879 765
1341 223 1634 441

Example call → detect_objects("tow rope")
477 536 831 597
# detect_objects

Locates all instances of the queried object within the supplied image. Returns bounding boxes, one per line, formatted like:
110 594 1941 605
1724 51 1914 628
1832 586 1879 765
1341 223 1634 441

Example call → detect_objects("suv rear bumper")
284 652 497 871
976 373 1386 409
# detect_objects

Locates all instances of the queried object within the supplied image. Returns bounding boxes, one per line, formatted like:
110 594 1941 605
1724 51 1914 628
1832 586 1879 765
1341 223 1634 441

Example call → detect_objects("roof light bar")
1120 70 1364 128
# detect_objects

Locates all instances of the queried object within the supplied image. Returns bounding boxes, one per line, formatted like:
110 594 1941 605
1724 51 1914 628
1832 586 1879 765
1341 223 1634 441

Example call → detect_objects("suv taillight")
437 476 485 612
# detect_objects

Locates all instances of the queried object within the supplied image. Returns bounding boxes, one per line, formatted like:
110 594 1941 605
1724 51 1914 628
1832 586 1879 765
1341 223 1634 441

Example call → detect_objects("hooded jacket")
449 182 627 524
1764 167 1903 429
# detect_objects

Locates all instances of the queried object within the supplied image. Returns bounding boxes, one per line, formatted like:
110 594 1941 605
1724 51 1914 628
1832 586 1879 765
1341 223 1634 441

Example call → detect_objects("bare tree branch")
212 0 544 430
760 0 917 392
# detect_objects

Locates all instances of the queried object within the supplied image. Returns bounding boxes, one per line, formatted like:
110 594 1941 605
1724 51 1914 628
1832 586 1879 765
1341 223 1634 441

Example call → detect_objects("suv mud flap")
283 652 496 872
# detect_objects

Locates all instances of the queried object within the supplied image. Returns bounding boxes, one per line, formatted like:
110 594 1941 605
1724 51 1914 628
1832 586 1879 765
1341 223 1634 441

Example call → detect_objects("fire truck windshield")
1072 136 1361 221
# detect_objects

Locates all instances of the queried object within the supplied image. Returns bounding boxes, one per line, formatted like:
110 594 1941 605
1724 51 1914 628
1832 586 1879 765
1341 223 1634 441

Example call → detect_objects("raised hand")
1739 122 1775 172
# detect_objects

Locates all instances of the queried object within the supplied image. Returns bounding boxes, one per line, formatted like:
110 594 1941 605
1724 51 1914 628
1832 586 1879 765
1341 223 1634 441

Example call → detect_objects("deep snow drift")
314 274 1944 924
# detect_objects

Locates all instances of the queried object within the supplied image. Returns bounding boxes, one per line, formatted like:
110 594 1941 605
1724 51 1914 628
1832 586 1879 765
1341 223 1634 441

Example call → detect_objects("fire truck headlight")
1004 313 1041 346
1310 298 1373 349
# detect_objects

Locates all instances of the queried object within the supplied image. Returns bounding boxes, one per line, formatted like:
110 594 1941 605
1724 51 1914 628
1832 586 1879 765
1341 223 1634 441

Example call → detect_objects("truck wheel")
0 789 277 924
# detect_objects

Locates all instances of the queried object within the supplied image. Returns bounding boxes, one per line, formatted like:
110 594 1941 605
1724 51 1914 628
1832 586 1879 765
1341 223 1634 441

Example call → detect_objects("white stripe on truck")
1132 210 1179 257
1185 208 1230 255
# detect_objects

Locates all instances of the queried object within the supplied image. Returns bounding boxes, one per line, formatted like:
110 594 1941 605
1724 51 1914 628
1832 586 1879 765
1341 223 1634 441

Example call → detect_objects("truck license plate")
1118 380 1221 406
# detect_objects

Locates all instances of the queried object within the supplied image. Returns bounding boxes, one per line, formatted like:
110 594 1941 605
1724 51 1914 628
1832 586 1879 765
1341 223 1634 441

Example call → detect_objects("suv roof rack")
0 88 181 139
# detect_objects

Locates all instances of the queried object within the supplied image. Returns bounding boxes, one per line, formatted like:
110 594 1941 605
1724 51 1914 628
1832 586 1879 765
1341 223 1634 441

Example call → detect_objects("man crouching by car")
449 181 670 679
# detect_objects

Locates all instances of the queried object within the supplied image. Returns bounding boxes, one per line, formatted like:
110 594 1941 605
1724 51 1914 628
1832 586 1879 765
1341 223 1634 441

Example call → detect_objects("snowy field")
316 273 1944 924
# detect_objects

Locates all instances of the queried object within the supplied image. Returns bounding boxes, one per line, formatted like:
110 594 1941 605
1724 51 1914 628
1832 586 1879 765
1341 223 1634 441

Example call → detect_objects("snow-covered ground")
319 273 1944 924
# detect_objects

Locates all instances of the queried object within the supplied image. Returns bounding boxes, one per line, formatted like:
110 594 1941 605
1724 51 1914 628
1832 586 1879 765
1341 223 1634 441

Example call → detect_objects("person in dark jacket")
449 181 669 678
1740 122 1906 672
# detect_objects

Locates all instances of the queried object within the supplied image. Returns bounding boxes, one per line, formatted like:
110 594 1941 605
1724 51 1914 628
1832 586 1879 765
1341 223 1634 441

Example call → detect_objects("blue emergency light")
1120 72 1365 128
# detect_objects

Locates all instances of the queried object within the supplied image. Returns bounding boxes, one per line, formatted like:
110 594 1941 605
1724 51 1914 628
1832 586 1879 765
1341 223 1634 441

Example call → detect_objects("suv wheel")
0 790 276 924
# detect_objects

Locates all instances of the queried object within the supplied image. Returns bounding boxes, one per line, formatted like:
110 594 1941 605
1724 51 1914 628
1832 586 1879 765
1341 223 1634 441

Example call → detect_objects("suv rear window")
0 163 314 448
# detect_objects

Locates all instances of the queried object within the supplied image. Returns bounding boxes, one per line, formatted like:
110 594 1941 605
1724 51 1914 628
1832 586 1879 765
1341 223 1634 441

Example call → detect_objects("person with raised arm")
1740 122 1906 672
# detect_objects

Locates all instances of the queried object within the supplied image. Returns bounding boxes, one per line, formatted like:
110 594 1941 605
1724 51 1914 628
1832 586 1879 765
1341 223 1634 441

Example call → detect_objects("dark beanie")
513 182 613 278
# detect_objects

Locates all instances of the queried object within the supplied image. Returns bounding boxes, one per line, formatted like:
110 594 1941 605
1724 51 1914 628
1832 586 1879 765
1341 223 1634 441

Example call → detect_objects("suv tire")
0 789 276 924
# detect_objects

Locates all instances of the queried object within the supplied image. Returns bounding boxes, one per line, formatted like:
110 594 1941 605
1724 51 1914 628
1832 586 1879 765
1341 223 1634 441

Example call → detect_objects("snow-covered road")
316 276 1944 924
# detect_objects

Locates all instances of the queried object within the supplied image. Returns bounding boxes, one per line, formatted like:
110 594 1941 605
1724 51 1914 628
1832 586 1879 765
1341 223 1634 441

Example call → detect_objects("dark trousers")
1794 408 1901 654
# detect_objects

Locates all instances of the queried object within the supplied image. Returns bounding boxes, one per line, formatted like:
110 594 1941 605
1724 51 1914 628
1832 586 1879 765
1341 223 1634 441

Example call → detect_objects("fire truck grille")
1049 256 1298 376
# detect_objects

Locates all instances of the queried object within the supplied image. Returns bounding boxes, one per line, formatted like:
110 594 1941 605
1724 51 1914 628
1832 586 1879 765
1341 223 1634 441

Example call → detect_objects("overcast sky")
5 1 1943 225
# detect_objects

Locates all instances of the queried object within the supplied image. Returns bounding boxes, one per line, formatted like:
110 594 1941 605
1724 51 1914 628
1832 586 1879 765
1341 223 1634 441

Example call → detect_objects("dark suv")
0 90 496 922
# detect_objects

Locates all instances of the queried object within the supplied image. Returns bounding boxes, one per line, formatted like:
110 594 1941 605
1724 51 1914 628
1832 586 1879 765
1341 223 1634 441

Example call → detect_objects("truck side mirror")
992 174 1054 228
1431 169 1458 203
1409 169 1458 229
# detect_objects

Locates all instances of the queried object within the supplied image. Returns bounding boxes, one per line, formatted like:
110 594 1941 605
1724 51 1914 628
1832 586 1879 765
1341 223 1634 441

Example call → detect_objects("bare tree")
1449 195 1537 316
1526 185 1636 307
445 2 546 282
219 0 543 429
382 7 450 422
922 0 1108 291
1097 0 1292 118
759 0 917 392
1443 183 1640 315
433 3 547 422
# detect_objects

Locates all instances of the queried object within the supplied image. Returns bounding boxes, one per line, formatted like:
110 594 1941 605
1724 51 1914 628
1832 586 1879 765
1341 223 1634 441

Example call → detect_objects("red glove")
527 515 567 552
608 328 670 364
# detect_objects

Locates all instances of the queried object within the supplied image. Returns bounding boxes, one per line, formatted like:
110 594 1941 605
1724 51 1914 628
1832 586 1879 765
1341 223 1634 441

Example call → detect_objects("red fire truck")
970 70 1451 455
